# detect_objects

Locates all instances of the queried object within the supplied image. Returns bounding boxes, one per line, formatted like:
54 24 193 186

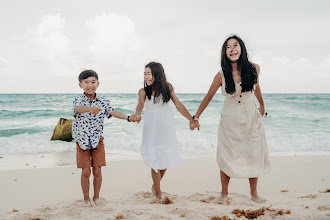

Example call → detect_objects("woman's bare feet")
251 192 266 203
215 193 228 204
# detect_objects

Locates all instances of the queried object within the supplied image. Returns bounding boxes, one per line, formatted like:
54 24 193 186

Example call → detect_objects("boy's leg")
92 166 102 200
249 177 266 203
76 144 92 203
151 168 162 199
81 167 91 201
90 137 106 204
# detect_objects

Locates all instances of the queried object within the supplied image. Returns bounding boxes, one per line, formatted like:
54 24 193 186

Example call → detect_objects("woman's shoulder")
252 63 260 74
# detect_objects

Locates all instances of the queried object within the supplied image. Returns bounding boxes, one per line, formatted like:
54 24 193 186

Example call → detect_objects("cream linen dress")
141 96 181 172
217 72 271 178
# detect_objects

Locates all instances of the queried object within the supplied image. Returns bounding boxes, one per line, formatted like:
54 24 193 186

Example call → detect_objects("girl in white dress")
132 61 194 200
191 35 271 204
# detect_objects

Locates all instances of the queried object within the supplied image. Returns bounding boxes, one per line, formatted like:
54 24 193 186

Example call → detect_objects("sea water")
0 93 329 157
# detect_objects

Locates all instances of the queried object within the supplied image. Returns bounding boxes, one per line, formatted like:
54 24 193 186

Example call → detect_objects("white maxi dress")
217 72 271 178
141 96 181 172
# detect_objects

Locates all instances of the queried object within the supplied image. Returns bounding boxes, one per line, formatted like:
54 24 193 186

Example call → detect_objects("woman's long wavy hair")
144 61 171 103
221 35 257 94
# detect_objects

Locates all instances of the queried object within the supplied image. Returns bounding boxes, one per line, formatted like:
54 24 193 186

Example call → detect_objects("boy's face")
79 76 100 95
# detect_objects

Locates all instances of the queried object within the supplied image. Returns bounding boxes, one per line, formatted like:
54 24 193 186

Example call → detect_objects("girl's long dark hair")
221 35 257 94
144 61 171 103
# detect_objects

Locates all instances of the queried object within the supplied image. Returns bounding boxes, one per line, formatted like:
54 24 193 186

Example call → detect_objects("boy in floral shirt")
72 70 136 206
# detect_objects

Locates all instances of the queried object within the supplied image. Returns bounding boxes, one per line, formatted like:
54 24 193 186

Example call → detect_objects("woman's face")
144 67 154 86
226 38 241 62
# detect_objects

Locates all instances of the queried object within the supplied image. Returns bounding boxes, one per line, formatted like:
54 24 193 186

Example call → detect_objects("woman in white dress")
191 35 271 203
132 61 194 200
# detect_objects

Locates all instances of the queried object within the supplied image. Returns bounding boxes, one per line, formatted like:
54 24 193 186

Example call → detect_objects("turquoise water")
0 93 329 156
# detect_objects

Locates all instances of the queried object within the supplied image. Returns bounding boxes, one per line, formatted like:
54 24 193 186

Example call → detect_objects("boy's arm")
110 110 130 120
75 106 101 115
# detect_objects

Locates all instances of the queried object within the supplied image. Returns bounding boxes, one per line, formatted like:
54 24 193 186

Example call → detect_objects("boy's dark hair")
220 35 257 94
144 62 172 104
78 70 99 82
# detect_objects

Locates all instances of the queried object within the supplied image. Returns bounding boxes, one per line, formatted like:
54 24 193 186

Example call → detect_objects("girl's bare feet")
93 197 102 205
82 200 93 207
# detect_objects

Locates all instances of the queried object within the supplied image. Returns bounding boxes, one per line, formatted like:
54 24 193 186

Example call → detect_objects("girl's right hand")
135 114 142 123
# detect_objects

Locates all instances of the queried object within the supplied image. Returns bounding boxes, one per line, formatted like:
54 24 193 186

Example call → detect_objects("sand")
0 154 329 219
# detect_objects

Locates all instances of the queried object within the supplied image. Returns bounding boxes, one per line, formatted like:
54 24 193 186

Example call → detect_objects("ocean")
0 93 329 158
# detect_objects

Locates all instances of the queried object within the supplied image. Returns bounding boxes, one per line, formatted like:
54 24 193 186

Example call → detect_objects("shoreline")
1 150 330 171
0 156 329 219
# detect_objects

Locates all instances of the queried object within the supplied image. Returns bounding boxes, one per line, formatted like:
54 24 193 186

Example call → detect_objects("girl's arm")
194 72 222 119
253 64 265 116
170 87 193 122
133 88 146 123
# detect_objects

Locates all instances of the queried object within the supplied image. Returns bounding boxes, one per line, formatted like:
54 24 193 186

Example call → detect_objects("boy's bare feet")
93 198 102 205
251 192 266 203
215 193 228 204
151 184 156 196
82 200 93 207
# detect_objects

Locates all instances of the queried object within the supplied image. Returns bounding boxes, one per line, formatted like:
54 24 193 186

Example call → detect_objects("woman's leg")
217 170 230 204
249 177 266 203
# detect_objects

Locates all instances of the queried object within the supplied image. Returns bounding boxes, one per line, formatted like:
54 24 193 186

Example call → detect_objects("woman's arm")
253 64 265 116
195 72 222 119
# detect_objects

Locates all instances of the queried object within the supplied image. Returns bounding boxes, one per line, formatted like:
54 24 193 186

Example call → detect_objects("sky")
0 0 330 94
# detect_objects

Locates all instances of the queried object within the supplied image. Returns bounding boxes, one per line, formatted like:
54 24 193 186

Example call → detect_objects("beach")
1 154 329 219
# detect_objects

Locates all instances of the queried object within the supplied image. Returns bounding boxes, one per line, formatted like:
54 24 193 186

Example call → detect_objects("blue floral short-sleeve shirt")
72 93 115 150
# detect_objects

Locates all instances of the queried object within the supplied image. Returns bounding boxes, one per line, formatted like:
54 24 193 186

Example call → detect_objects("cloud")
252 51 330 93
84 14 142 80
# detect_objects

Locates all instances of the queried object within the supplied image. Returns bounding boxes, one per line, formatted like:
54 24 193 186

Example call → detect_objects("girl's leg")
249 177 266 203
151 168 162 199
160 169 167 179
217 170 230 204
152 169 167 196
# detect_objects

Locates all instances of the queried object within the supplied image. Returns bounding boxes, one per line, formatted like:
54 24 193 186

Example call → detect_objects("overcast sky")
1 0 329 93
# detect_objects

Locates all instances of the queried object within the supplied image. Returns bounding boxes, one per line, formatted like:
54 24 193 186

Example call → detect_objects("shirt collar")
82 93 100 101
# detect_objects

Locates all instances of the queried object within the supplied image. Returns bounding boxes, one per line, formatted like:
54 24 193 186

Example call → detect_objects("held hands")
89 106 102 115
129 114 142 123
189 120 200 131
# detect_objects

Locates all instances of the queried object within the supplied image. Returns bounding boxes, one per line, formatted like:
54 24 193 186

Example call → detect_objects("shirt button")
240 95 242 97
238 101 241 103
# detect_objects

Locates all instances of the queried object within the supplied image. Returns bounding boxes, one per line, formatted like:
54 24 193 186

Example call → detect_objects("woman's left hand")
258 106 265 116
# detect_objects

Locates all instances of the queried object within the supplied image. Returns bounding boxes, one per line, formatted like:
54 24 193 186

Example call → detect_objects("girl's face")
226 38 241 62
144 67 154 86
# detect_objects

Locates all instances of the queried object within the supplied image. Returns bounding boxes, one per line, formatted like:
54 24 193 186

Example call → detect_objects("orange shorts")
76 137 106 168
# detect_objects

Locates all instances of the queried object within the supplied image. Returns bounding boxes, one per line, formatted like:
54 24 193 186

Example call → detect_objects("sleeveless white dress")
141 96 181 172
217 72 271 178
